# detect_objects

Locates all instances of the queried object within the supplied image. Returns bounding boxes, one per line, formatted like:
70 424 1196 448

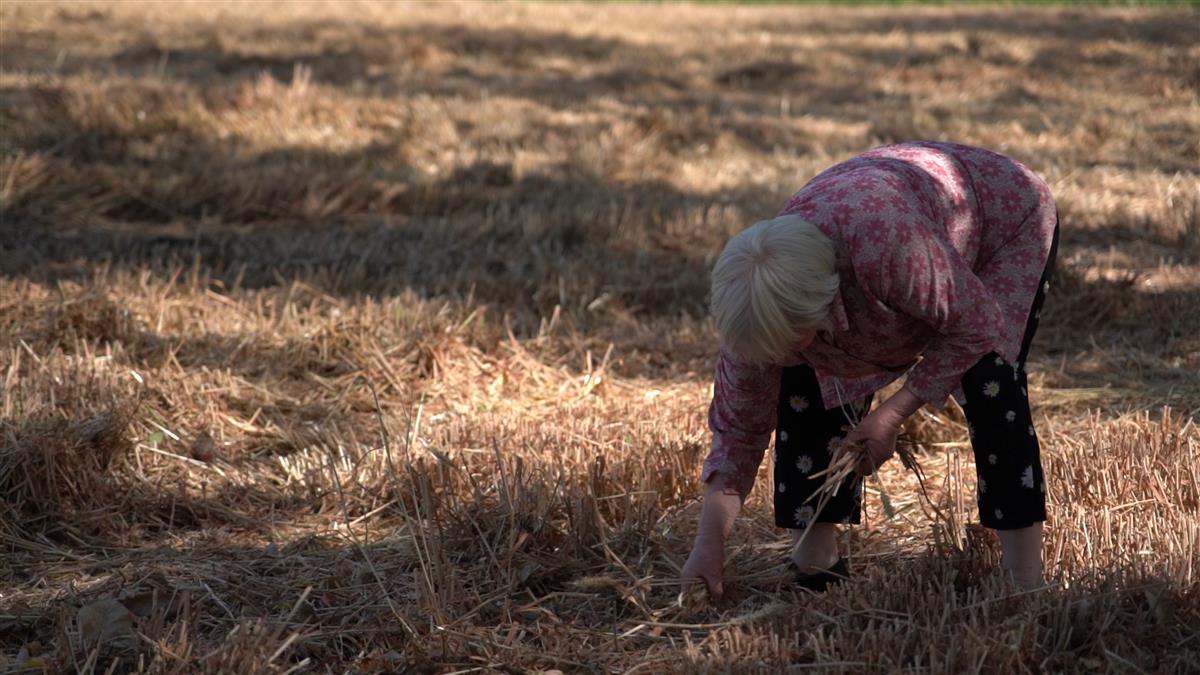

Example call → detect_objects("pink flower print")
975 184 994 206
790 200 821 220
1000 190 1024 215
1005 246 1037 270
806 180 831 195
989 274 1018 300
861 194 888 214
889 194 913 213
832 202 855 226
928 246 951 276
852 175 877 191
902 254 927 286
1008 168 1031 191
864 217 890 242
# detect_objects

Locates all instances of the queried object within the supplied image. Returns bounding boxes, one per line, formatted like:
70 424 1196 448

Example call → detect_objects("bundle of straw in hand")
793 430 934 552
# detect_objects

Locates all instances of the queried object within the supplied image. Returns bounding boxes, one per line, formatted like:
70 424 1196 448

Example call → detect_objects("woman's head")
710 214 840 365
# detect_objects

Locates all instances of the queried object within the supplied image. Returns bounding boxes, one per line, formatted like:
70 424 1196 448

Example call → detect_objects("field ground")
1 2 1199 673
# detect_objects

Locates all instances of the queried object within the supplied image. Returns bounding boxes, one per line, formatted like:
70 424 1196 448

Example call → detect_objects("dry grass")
1 2 1198 672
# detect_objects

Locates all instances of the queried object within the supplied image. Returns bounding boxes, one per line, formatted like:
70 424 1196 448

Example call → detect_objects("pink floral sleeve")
848 212 1004 407
701 346 781 500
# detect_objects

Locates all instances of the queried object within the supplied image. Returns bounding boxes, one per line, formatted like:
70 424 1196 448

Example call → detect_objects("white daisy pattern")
968 422 976 440
988 454 997 465
778 482 787 494
995 508 1004 520
994 356 1005 366
978 478 987 494
1021 465 1035 489
779 430 789 443
789 395 809 413
1005 410 1016 422
795 454 814 475
827 438 840 455
1028 425 1036 437
983 381 1001 398
794 505 815 528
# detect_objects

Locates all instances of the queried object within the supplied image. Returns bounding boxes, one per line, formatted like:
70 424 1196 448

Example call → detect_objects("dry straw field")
2 1 1199 672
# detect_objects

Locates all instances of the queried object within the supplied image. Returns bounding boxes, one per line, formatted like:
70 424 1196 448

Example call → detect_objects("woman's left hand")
845 386 925 476
845 406 902 476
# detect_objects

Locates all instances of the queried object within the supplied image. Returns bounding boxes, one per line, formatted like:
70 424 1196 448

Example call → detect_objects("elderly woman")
681 141 1059 598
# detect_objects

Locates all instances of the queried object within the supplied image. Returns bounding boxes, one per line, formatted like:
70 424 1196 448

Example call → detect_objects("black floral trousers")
773 220 1059 532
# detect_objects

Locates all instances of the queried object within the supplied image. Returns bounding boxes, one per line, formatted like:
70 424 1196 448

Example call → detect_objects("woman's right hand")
680 532 725 604
680 479 742 605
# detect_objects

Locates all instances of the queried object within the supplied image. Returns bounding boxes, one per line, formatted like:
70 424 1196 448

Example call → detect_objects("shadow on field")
2 19 899 158
0 162 748 329
4 74 1198 395
1 79 779 332
14 15 1148 160
3 22 654 101
1 536 424 670
749 10 1193 46
5 530 1198 672
4 10 1197 392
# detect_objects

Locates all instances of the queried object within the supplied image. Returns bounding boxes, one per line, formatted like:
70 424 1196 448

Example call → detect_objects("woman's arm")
844 212 1003 472
682 348 779 601
851 216 1004 408
701 346 781 504
696 477 744 540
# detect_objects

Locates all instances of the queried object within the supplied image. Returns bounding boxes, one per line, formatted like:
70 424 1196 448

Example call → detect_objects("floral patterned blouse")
702 141 1058 499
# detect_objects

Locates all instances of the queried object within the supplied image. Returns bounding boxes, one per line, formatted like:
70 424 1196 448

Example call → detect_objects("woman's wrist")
698 480 742 541
882 385 924 423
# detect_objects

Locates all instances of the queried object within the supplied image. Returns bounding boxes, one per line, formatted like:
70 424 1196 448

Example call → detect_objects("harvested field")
1 1 1198 672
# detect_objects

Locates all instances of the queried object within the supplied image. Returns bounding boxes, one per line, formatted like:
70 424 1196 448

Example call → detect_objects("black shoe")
788 557 850 592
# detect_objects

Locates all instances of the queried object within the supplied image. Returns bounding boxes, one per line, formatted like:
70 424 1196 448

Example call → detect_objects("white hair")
710 214 840 365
